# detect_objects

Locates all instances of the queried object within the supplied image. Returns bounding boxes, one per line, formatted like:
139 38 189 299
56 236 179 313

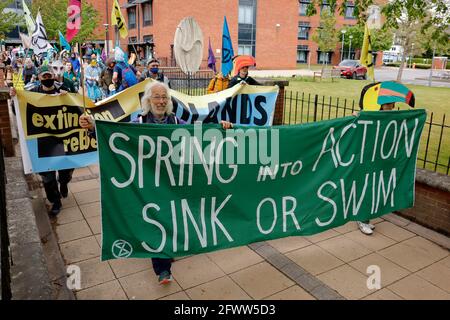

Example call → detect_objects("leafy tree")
417 25 450 57
305 0 449 80
382 0 449 81
312 10 340 65
31 0 100 44
341 24 393 53
0 0 22 38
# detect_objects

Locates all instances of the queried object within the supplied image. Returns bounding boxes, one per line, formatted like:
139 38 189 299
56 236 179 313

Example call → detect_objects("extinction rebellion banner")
14 80 278 173
96 109 426 260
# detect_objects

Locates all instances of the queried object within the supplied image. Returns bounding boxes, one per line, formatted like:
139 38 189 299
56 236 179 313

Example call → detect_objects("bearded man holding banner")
80 81 233 284
10 65 75 216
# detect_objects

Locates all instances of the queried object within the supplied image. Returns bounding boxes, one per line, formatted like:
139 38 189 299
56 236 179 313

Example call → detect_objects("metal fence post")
313 94 318 122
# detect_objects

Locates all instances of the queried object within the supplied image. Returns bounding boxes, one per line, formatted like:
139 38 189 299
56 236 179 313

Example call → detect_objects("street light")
341 29 347 62
348 35 353 59
409 43 415 68
103 24 109 55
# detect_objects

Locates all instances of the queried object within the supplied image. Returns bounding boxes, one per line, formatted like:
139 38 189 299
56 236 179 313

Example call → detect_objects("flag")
207 38 217 73
19 32 31 49
221 16 234 76
112 0 128 38
360 23 374 80
101 47 107 62
22 0 35 37
59 31 71 51
31 11 52 55
66 0 82 42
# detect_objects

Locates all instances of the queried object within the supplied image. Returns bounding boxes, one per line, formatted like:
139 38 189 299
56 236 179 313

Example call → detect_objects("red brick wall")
104 0 389 69
116 0 239 69
255 0 298 69
397 182 450 237
86 0 109 41
0 91 14 157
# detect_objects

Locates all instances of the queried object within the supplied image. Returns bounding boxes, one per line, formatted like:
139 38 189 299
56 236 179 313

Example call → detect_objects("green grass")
278 77 450 175
296 63 327 71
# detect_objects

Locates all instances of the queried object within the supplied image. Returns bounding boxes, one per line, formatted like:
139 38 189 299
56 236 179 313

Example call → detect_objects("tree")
341 24 393 53
312 10 340 65
417 25 450 57
382 0 450 81
0 0 22 38
31 0 100 44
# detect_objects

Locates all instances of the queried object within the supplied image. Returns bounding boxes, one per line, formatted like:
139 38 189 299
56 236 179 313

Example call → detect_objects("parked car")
333 60 367 80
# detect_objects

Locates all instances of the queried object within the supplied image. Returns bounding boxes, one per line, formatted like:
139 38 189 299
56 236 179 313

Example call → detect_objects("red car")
333 59 368 80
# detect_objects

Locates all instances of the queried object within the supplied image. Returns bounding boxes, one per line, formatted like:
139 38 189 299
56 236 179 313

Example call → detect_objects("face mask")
150 67 159 74
41 78 55 88
91 61 97 67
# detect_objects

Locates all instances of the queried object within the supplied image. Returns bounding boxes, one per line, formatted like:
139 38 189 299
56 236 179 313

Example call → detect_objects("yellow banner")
17 79 279 140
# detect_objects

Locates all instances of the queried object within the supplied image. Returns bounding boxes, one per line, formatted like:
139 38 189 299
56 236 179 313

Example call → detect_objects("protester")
227 56 259 88
63 61 79 92
112 47 140 92
207 72 230 93
140 58 171 87
79 81 233 284
355 81 415 235
9 65 74 216
70 52 81 76
99 57 116 97
85 54 103 101
22 58 37 85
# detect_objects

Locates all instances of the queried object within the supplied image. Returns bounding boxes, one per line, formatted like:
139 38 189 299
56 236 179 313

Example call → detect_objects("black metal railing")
161 68 214 96
282 91 450 175
0 136 11 300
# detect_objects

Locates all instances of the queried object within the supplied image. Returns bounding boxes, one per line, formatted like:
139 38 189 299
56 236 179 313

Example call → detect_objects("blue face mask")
150 67 159 74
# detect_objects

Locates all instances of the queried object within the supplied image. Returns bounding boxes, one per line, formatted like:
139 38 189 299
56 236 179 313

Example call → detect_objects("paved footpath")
46 166 450 300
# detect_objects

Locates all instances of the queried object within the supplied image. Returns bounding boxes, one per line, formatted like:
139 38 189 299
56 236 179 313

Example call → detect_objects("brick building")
87 0 384 69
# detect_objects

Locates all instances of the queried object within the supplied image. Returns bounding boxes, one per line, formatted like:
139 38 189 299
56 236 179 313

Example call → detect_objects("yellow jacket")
207 75 230 94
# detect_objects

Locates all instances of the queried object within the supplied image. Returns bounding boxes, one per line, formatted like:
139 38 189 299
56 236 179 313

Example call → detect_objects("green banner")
97 110 426 260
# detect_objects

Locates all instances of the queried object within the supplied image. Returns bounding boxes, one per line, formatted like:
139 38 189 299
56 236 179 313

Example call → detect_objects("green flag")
96 110 426 260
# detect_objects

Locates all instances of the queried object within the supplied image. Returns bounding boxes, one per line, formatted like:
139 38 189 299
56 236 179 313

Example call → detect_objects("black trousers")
152 258 172 275
39 169 74 203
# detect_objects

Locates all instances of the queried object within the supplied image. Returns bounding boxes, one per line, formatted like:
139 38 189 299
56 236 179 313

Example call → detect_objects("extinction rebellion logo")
112 240 133 258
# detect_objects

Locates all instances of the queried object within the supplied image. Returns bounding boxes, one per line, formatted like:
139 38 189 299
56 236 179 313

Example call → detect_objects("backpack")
121 64 138 88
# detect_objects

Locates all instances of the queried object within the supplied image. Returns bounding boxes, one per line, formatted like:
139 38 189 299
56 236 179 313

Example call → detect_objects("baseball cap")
38 65 53 76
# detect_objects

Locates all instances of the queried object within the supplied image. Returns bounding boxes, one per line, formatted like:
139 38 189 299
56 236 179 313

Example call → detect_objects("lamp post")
103 24 109 56
409 43 414 68
341 29 347 62
348 35 353 59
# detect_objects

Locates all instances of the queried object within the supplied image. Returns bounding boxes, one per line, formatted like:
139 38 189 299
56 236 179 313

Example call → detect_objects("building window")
321 0 331 14
317 51 332 64
238 0 257 57
238 45 253 55
345 2 355 19
143 35 153 43
142 2 152 26
297 45 308 63
239 4 254 24
143 35 154 59
128 7 136 29
298 22 310 40
299 0 310 16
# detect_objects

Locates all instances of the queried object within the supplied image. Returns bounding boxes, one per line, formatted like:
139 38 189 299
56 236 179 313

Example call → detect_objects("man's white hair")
140 81 173 116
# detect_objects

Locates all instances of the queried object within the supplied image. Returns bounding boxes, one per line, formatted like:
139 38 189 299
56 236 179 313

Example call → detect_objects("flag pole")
78 43 86 113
